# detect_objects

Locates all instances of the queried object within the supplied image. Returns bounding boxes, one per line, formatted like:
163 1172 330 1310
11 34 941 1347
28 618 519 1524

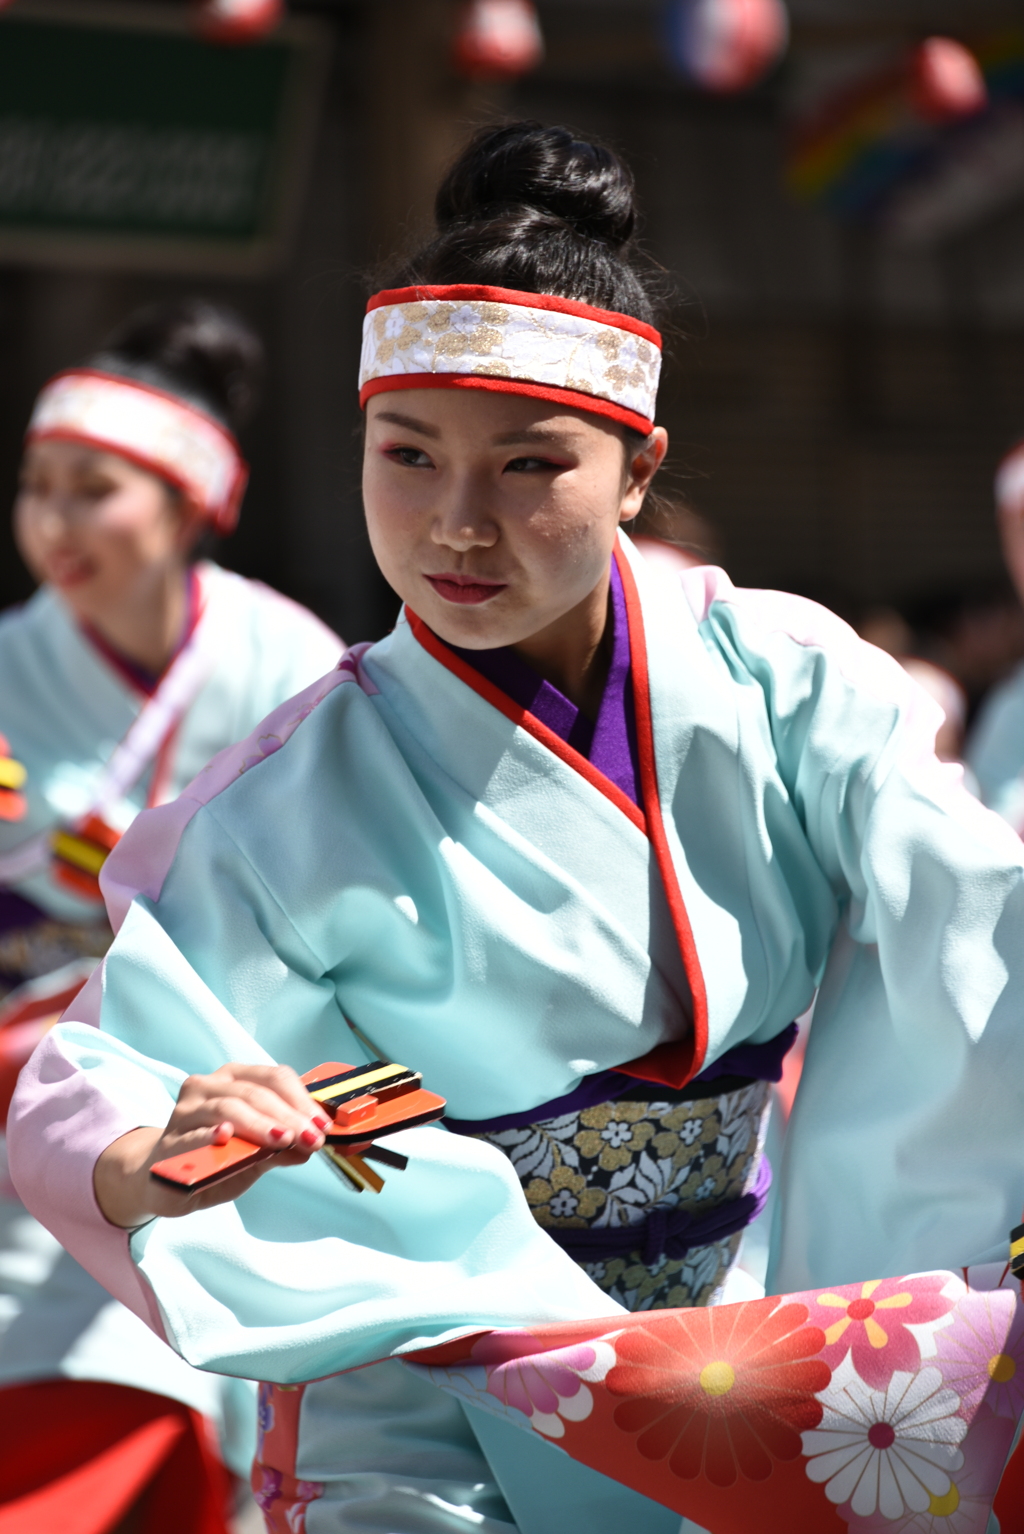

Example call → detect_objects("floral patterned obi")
445 1027 796 1314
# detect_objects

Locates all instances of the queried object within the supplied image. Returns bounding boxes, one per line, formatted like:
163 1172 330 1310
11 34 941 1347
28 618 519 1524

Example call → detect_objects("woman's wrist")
93 1126 165 1229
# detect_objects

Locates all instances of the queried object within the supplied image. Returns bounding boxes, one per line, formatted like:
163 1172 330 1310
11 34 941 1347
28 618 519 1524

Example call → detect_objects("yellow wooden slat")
308 1063 408 1102
51 831 107 876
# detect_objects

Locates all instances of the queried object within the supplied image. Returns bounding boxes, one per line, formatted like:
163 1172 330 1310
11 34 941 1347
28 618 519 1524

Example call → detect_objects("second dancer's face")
14 439 193 624
363 388 666 651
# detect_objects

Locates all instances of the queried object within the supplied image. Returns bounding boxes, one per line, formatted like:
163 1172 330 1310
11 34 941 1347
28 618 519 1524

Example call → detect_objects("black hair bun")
436 122 636 251
387 120 667 330
93 298 265 432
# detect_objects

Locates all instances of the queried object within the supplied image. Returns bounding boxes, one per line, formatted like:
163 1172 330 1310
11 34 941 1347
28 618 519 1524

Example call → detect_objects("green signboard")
0 1 328 271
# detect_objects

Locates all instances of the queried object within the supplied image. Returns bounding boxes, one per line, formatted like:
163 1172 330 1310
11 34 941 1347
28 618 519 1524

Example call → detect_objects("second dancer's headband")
26 369 249 535
360 285 662 435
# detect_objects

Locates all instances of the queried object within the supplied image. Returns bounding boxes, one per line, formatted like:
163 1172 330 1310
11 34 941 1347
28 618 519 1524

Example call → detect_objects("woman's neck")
511 569 612 721
74 563 191 678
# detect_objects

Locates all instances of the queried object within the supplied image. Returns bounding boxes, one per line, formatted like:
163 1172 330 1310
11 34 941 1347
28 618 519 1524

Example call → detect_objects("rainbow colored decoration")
788 29 1024 218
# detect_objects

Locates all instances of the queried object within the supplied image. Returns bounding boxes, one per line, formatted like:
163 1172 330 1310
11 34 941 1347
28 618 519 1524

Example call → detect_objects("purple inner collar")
449 559 642 807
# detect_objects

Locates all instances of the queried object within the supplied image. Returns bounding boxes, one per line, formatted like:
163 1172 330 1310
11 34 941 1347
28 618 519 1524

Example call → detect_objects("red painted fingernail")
268 1127 287 1142
300 1128 320 1148
312 1115 330 1131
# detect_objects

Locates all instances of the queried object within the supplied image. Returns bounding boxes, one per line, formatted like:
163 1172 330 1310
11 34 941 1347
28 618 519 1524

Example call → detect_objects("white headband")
27 369 248 535
996 441 1024 512
360 285 661 435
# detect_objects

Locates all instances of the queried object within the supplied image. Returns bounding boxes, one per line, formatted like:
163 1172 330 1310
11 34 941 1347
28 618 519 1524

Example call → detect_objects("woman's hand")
93 1063 330 1228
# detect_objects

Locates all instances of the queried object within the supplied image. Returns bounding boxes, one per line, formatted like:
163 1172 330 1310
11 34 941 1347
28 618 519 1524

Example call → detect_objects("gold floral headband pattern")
27 370 249 535
360 285 662 434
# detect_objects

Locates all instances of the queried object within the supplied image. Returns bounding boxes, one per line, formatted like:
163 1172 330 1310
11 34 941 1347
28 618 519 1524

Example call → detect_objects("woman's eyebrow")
373 410 441 439
491 427 578 448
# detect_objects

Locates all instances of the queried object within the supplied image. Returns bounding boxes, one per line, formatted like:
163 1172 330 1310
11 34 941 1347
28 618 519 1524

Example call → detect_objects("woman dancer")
0 298 341 1532
10 126 1024 1533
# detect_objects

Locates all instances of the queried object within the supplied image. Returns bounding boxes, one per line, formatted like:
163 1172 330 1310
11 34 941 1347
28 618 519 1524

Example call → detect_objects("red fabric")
360 372 654 435
0 1380 232 1534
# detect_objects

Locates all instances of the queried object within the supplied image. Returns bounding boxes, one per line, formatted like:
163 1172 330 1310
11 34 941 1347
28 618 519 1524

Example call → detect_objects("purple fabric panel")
691 1020 799 1086
444 1024 798 1135
547 1155 772 1266
0 888 48 937
589 560 641 806
449 561 641 806
451 642 592 753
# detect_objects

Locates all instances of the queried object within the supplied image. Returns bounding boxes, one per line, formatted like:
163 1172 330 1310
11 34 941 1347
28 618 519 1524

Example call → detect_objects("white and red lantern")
452 0 544 82
908 37 987 124
665 0 789 94
194 0 283 45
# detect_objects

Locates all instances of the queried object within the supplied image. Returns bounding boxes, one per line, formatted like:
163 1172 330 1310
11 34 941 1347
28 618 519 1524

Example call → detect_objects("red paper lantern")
195 0 283 45
666 0 789 94
452 0 544 82
908 37 987 123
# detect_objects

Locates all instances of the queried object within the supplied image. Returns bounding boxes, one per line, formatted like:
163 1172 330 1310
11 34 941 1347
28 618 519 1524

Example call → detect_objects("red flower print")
605 1297 830 1487
812 1276 955 1390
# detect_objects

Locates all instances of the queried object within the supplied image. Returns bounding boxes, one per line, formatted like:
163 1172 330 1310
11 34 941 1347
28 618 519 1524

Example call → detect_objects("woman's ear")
620 427 669 524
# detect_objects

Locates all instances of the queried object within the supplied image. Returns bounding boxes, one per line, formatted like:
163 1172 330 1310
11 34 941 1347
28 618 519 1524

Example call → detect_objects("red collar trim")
612 542 709 1086
366 284 662 349
406 607 646 836
406 544 709 1086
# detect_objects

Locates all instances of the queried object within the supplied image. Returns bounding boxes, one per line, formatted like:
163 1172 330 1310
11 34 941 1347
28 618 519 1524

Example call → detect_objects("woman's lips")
46 554 95 589
425 574 507 606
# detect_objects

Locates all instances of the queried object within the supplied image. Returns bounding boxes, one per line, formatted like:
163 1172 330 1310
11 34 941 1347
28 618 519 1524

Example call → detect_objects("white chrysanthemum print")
802 1356 965 1518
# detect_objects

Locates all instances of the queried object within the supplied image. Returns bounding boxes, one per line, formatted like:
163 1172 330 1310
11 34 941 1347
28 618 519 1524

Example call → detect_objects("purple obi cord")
552 1155 773 1267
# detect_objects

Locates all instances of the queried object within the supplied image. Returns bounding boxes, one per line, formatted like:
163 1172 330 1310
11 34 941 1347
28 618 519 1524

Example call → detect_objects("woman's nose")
35 498 80 541
430 475 498 550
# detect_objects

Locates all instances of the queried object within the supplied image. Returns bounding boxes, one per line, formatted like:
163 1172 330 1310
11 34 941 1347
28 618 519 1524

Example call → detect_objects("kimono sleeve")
709 584 1024 1293
7 793 618 1386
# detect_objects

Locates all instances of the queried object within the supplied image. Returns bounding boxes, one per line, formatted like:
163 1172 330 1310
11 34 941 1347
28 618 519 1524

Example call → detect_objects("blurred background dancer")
0 298 342 1534
966 439 1024 831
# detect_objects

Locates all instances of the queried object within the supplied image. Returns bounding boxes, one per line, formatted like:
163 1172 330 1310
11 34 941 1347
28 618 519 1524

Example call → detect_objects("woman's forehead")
24 438 152 481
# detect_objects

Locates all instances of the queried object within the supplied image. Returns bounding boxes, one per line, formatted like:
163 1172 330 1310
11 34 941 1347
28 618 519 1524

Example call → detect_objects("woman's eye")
503 456 562 474
386 446 434 469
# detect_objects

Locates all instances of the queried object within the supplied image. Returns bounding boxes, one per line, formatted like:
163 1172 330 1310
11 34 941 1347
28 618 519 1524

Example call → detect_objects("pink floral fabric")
407 1261 1024 1534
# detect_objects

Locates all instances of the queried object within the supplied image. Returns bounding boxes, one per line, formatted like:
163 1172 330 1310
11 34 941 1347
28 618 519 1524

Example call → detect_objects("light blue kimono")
0 562 341 1472
10 534 1024 1529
